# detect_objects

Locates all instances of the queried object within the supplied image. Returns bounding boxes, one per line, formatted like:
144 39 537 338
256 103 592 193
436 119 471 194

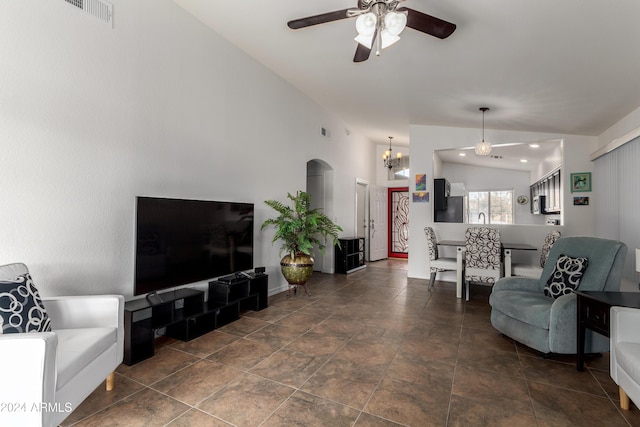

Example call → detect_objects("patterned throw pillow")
0 273 52 334
544 254 589 299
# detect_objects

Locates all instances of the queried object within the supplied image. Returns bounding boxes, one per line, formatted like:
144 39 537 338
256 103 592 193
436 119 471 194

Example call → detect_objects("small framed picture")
570 172 591 192
573 197 589 206
413 192 429 203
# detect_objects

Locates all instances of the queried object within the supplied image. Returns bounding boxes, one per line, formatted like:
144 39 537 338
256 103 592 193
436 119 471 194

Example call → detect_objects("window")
467 190 514 224
387 156 410 180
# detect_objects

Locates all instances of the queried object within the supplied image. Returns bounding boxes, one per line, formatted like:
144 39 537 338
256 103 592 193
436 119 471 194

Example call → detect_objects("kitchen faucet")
478 212 486 224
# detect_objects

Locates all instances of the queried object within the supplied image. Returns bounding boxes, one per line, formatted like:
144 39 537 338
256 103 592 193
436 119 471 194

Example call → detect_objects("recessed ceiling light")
520 159 528 163
529 143 540 148
458 152 466 157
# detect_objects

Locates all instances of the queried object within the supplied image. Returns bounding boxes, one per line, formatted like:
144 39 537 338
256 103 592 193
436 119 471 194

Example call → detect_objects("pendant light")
475 107 492 156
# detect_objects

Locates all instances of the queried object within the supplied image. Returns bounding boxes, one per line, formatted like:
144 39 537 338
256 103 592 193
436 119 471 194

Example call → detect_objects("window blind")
594 136 640 282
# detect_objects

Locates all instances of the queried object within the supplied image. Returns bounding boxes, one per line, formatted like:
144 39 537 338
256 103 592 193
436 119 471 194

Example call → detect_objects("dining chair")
424 227 458 290
511 230 561 277
464 227 502 301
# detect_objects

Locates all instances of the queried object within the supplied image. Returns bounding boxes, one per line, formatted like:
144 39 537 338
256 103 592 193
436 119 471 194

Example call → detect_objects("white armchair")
0 263 124 427
610 306 640 410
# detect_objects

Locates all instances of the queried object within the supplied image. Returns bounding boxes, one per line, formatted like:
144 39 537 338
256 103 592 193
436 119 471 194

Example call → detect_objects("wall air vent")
64 0 113 27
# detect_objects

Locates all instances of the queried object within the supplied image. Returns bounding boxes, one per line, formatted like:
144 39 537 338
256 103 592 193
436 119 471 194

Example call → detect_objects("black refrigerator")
434 196 464 223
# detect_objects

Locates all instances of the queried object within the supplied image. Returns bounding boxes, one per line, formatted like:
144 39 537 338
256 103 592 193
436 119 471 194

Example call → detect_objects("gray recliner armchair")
489 236 627 355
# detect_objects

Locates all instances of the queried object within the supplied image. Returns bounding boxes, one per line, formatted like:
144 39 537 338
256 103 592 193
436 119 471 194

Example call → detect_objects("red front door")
388 187 409 258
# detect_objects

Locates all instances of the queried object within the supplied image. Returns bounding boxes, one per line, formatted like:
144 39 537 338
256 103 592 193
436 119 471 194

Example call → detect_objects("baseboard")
268 282 289 296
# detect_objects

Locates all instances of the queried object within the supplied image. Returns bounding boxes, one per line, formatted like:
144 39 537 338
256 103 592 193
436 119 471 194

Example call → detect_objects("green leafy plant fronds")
261 191 342 259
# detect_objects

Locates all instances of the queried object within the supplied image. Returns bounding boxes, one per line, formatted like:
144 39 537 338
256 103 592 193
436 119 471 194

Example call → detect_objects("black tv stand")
123 274 268 365
145 291 163 305
217 271 251 284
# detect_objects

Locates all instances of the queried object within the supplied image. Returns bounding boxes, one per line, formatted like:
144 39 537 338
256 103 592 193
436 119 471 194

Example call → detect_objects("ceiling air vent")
64 0 113 27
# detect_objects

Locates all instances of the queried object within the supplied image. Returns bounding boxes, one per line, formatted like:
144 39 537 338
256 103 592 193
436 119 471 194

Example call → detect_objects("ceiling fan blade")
353 43 371 63
398 7 456 39
287 9 353 29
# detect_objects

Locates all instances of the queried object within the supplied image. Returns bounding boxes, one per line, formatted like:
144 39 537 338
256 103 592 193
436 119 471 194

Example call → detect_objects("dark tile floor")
62 259 640 426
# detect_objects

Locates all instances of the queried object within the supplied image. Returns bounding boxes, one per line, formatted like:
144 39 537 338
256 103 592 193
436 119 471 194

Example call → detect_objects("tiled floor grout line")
69 262 638 426
444 297 467 427
68 372 161 426
229 300 371 424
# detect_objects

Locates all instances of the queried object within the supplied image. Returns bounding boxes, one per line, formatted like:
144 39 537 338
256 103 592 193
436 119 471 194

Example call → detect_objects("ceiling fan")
287 0 456 62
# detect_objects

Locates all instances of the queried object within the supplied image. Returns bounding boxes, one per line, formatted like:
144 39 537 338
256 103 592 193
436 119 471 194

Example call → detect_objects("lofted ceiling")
172 0 640 147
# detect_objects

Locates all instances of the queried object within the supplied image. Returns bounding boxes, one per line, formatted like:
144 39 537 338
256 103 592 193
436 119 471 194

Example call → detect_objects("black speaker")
255 266 265 274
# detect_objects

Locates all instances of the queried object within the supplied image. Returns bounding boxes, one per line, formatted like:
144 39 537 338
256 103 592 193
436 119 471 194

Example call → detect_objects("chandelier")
382 136 402 169
353 4 407 57
475 107 492 156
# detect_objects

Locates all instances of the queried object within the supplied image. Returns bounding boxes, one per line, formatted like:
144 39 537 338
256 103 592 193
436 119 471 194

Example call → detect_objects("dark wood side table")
575 291 640 371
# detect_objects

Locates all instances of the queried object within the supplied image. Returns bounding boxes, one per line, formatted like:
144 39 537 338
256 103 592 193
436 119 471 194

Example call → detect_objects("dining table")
438 240 537 298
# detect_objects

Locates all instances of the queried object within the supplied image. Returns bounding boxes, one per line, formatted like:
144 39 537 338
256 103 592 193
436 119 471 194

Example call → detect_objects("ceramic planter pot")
280 253 314 285
280 253 314 296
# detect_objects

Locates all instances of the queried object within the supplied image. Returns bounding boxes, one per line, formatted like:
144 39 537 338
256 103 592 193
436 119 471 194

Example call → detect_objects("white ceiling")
172 0 640 147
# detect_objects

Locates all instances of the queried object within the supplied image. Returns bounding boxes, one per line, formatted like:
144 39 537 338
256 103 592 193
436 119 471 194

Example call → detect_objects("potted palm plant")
261 191 342 295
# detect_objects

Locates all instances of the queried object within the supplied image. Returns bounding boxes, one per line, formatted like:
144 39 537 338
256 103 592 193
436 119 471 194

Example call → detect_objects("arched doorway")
306 159 336 273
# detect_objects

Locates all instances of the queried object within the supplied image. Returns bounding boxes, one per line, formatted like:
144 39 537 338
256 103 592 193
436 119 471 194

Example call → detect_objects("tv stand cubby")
124 274 268 365
335 237 366 274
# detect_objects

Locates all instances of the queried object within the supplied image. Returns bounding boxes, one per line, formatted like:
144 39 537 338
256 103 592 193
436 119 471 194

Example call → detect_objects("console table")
124 274 268 365
575 290 640 371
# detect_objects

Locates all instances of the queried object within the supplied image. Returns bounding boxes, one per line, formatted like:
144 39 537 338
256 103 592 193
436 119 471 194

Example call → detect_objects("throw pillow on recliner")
544 254 589 299
0 273 51 334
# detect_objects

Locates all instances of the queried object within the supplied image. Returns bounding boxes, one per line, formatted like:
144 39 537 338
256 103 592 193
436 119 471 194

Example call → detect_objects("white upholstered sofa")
611 306 640 411
0 263 124 427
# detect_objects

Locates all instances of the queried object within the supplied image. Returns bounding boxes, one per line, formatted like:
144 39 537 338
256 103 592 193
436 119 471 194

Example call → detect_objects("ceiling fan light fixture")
288 2 457 63
355 12 377 48
355 33 374 48
355 13 377 36
380 30 400 49
384 11 407 36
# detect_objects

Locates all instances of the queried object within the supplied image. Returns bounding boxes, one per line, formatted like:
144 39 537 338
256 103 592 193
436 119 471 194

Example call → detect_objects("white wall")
407 125 597 280
0 0 375 298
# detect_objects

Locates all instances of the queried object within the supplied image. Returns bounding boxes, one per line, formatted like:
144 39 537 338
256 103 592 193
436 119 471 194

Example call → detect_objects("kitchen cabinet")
530 168 561 214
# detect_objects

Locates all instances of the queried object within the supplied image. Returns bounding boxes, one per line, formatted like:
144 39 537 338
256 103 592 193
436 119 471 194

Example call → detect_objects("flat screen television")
134 196 254 296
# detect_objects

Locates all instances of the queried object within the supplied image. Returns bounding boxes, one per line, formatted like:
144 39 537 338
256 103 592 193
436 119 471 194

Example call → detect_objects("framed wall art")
573 196 589 205
413 192 429 203
570 172 591 192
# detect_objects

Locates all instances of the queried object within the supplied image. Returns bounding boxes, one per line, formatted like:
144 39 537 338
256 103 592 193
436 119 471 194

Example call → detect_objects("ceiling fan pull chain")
375 8 383 57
